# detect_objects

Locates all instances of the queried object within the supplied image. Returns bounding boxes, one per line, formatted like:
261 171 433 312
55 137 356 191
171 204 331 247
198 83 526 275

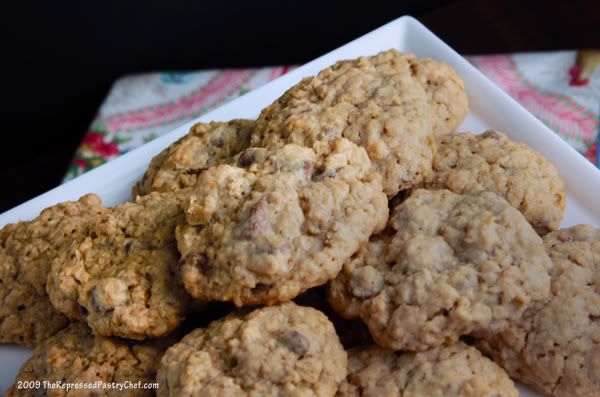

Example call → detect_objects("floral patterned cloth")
469 51 600 164
64 52 600 181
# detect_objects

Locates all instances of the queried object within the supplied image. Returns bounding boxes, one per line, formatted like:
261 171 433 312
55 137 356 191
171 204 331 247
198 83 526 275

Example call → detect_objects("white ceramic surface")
1 15 598 395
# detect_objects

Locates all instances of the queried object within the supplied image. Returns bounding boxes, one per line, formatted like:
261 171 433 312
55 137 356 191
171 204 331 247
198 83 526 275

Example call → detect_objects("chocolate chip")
242 199 272 239
184 253 212 275
17 304 25 311
280 330 310 357
211 136 225 147
590 315 600 322
237 150 256 167
349 266 384 298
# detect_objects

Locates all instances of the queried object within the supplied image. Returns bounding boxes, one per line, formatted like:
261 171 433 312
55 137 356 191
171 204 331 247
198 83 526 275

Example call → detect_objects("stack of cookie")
1 50 597 397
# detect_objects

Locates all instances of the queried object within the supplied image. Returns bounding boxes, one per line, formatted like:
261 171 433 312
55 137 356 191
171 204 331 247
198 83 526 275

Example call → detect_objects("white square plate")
1 15 598 395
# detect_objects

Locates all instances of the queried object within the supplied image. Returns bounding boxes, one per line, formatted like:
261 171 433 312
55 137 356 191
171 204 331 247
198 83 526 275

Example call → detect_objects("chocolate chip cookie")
176 138 388 306
328 235 387 320
0 194 105 347
330 189 552 351
132 120 255 198
47 191 191 340
157 302 347 397
337 342 518 397
424 130 566 233
406 56 468 138
476 224 600 397
251 49 437 197
7 322 168 397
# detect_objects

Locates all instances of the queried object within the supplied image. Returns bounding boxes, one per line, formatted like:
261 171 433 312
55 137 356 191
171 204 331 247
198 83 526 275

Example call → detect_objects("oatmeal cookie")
476 224 600 397
337 342 517 397
6 322 168 397
328 236 387 320
176 138 388 306
47 191 191 340
251 49 436 196
331 189 552 351
157 302 347 397
132 120 255 197
406 56 468 137
424 130 566 232
0 194 104 347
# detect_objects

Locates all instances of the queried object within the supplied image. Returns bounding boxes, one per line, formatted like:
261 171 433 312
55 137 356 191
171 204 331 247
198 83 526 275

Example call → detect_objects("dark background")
1 0 598 213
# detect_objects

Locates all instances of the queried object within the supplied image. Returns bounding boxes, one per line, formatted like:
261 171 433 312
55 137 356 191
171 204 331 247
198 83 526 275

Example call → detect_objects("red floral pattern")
66 126 126 179
81 132 120 157
585 142 597 162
